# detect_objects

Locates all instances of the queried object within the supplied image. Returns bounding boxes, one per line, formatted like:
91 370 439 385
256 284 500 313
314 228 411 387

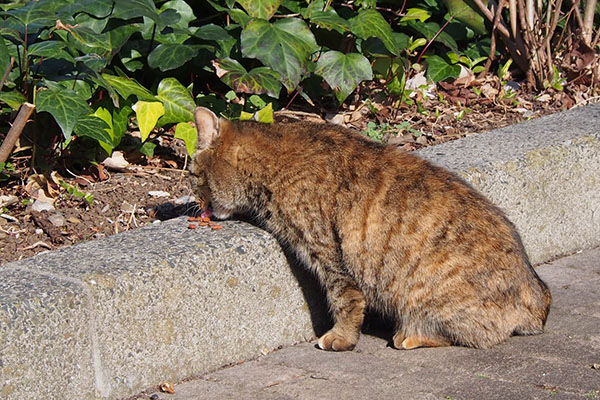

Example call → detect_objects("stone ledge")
1 104 599 399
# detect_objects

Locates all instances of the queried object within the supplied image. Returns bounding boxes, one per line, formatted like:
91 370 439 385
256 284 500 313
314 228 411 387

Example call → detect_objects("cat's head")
190 107 245 219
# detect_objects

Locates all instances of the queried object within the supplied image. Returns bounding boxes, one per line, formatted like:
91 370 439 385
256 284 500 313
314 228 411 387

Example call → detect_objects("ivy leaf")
101 73 155 101
194 24 231 41
426 55 461 82
236 0 281 20
405 20 458 52
36 86 93 140
156 77 195 125
309 10 350 34
0 90 27 111
174 122 197 157
349 9 399 56
0 36 11 80
133 101 165 142
27 41 74 66
315 51 372 104
399 8 432 22
239 103 273 123
213 58 281 98
113 0 160 24
4 0 57 27
147 43 200 72
73 114 113 147
92 105 132 153
57 0 113 19
68 25 112 56
241 17 318 91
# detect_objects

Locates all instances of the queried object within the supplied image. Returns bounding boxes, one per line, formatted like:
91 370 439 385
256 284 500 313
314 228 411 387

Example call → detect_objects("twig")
0 56 15 92
0 102 36 165
125 203 137 231
174 153 188 194
20 241 52 251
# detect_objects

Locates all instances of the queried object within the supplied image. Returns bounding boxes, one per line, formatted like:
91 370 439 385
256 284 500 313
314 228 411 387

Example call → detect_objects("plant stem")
416 16 454 64
0 103 36 165
0 57 15 92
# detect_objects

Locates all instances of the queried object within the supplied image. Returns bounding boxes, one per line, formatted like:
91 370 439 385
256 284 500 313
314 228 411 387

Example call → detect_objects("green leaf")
68 25 112 56
0 36 9 79
241 17 318 91
239 103 273 123
236 0 281 20
194 24 232 41
156 78 195 125
405 20 458 52
101 73 155 101
440 0 487 35
92 105 131 152
4 0 57 27
139 141 156 157
133 101 165 142
0 90 26 110
75 54 107 72
400 8 431 22
426 55 461 82
213 58 281 98
36 86 93 140
57 0 113 19
227 8 253 26
73 114 113 146
113 0 159 23
255 102 273 123
174 122 197 157
147 43 200 72
309 10 350 34
161 0 195 28
349 9 399 56
315 51 372 104
27 41 74 63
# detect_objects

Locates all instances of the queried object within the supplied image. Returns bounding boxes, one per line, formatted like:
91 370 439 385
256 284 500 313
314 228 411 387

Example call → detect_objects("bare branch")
0 103 36 165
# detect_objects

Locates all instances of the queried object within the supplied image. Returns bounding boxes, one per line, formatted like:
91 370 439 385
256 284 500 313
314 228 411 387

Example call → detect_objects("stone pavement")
141 247 600 400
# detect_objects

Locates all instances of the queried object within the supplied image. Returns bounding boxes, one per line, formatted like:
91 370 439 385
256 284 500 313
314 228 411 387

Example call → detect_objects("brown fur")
190 107 552 351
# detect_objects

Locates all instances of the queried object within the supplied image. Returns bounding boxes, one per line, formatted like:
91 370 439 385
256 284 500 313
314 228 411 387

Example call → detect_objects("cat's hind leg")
393 333 451 350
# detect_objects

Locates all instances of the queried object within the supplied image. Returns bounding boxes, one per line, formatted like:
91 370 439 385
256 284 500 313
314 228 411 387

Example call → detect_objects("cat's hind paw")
317 329 357 351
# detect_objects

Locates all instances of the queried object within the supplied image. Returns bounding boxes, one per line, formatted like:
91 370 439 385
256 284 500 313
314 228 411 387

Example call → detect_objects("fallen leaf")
158 381 175 394
102 151 129 171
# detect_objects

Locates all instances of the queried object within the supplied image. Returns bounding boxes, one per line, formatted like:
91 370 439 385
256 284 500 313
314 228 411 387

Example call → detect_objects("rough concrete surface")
1 221 326 399
1 104 600 399
417 103 600 264
142 247 600 400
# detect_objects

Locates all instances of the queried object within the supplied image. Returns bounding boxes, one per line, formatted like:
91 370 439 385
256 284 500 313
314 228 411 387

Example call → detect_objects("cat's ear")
194 107 220 150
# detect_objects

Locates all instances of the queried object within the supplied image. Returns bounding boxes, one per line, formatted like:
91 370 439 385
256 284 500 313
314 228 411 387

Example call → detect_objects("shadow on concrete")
151 203 395 343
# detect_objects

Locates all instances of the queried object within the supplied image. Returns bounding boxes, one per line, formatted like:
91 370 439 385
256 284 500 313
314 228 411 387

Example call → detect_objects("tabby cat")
190 107 551 351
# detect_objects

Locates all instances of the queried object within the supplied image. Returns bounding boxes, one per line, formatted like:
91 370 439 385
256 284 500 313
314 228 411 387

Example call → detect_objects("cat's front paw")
317 329 358 351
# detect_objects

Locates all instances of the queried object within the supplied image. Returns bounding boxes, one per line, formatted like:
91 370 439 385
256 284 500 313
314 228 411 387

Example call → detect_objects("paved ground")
138 248 600 400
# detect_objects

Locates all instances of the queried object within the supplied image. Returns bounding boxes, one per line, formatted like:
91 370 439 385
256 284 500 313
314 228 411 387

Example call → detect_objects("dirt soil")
0 81 583 265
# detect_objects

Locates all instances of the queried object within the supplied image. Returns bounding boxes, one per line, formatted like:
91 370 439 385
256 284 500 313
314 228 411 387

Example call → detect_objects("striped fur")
191 107 552 351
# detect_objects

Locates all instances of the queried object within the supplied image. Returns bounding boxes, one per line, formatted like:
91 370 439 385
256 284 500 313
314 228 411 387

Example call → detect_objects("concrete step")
140 247 600 400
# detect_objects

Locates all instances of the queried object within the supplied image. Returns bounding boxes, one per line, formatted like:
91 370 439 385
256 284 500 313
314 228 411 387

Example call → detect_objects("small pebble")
148 190 170 198
175 195 195 205
35 228 43 235
30 200 55 212
48 213 66 227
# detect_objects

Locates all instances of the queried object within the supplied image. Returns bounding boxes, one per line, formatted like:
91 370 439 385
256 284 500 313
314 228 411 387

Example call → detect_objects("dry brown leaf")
158 381 175 394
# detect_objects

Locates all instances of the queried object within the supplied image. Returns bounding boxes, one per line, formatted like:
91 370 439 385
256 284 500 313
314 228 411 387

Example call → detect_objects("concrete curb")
1 104 599 399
